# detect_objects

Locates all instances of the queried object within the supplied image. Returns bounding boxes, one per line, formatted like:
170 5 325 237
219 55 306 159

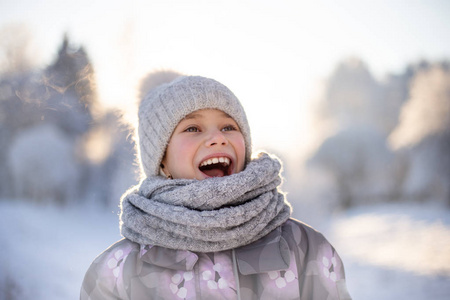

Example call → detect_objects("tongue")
202 168 225 177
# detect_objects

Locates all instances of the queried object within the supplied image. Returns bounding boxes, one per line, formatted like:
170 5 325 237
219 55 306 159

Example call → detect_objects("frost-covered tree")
320 58 382 132
43 35 97 136
308 127 401 208
306 57 411 208
317 57 409 137
390 63 450 148
0 73 48 198
0 35 97 140
379 72 411 135
0 35 99 203
7 124 80 203
389 63 450 204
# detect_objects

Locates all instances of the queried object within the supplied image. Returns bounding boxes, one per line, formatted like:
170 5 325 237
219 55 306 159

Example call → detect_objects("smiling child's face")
161 109 246 180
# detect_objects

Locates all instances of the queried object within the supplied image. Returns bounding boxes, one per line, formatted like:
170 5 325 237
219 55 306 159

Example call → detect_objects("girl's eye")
222 125 238 132
185 126 199 132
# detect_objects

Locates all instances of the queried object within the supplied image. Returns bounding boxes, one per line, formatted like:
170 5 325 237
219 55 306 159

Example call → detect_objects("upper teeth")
200 157 230 167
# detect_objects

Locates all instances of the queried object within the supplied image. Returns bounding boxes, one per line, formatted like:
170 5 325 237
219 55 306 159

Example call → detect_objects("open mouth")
199 157 232 177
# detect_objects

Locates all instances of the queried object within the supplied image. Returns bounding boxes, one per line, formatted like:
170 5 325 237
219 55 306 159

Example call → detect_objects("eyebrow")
183 111 232 120
183 113 202 120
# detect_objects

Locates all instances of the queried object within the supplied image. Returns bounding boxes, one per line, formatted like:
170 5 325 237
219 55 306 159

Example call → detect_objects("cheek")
232 135 246 171
166 138 195 166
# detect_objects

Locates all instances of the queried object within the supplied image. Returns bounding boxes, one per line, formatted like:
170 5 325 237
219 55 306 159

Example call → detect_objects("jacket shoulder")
88 238 139 273
281 218 340 275
282 218 330 248
80 239 139 300
282 218 352 300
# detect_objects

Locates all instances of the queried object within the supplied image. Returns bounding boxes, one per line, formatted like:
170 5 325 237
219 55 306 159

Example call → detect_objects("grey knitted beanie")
138 76 252 177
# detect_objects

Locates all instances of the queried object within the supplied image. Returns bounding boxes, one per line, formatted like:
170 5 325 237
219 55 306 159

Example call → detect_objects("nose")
205 129 228 147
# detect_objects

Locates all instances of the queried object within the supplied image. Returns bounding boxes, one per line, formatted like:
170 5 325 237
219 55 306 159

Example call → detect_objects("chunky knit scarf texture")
119 152 292 252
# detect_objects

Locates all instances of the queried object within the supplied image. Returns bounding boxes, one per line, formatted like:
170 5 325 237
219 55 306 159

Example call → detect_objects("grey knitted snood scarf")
119 152 292 253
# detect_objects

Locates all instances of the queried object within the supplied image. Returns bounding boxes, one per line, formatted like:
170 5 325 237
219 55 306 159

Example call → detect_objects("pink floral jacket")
80 218 351 300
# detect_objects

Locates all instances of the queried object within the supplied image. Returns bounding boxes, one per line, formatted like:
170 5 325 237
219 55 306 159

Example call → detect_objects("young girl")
81 75 352 300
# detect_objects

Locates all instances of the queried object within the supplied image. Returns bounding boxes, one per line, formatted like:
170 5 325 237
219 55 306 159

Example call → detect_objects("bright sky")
1 0 450 160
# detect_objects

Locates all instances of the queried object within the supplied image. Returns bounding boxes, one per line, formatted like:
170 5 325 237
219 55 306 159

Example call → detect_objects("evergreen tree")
0 35 99 203
43 35 97 136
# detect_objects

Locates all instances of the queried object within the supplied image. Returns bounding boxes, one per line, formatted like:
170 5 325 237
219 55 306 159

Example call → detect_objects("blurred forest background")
0 31 138 208
1 28 449 211
1 7 450 299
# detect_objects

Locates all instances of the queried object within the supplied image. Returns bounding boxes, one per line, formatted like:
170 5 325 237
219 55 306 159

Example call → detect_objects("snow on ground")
327 202 450 300
0 200 122 300
0 200 449 299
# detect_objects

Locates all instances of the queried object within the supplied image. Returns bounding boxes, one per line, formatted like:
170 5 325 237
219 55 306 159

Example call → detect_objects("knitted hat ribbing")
138 76 252 177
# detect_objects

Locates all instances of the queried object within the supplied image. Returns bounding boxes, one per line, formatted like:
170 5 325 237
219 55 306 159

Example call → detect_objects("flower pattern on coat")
168 270 194 299
107 249 125 277
198 252 237 299
81 219 352 300
259 250 300 299
318 243 343 285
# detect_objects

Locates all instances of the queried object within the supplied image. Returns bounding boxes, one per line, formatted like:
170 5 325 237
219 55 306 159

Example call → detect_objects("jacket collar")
139 226 290 275
139 244 199 271
234 226 291 275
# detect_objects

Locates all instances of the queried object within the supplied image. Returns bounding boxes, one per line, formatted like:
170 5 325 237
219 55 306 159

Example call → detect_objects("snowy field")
327 203 450 300
0 200 449 299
